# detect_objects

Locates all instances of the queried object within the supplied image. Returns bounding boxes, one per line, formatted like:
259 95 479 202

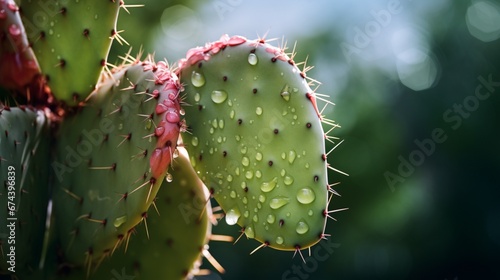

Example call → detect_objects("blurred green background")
111 0 498 279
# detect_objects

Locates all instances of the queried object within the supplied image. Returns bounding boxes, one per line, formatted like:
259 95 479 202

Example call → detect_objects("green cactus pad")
0 106 50 276
0 0 40 91
19 0 121 105
178 35 333 252
60 147 212 280
51 59 183 268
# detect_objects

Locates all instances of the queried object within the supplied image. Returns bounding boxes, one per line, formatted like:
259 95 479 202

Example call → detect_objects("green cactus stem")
51 57 183 270
178 35 342 254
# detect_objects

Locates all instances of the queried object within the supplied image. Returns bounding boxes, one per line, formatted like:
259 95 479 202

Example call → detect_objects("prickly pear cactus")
178 35 337 252
19 0 121 105
0 0 40 91
0 106 50 276
51 58 183 268
59 147 214 280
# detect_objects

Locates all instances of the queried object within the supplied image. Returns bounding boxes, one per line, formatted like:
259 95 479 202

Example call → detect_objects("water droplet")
242 157 250 167
276 236 284 245
49 29 54 35
255 170 262 178
118 123 123 130
191 137 199 147
288 150 297 164
281 152 286 160
235 167 240 176
270 196 290 209
219 119 225 129
260 177 278 193
242 197 248 204
284 176 294 186
227 174 233 182
245 226 255 238
248 53 258 65
194 92 201 102
253 215 259 222
217 136 223 143
245 171 253 179
308 209 314 216
240 146 248 154
256 107 263 115
209 127 215 135
166 173 173 182
255 152 263 161
191 71 205 87
225 208 241 225
296 219 309 234
211 90 228 104
94 14 98 20
297 188 315 204
230 110 235 119
280 84 290 101
267 214 275 224
259 194 266 203
230 190 236 198
113 215 127 228
243 210 249 218
280 169 286 177
145 119 152 130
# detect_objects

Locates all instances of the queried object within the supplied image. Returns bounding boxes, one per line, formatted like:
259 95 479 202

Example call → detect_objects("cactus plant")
178 35 336 253
0 106 50 276
51 58 183 269
0 1 345 279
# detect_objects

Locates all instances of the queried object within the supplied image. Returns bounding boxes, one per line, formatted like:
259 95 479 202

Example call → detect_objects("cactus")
51 58 182 268
59 147 222 280
0 0 40 92
0 106 50 276
0 1 344 279
19 0 121 105
178 35 337 253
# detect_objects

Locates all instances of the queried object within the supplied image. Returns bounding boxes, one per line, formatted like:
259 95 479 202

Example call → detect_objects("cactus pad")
0 105 50 276
19 0 121 105
61 147 213 279
179 35 336 252
51 58 183 268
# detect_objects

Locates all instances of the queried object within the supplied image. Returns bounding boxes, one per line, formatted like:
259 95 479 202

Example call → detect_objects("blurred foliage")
113 0 500 279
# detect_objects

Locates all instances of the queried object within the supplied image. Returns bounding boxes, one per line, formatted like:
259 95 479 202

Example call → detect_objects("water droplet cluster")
180 36 330 251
